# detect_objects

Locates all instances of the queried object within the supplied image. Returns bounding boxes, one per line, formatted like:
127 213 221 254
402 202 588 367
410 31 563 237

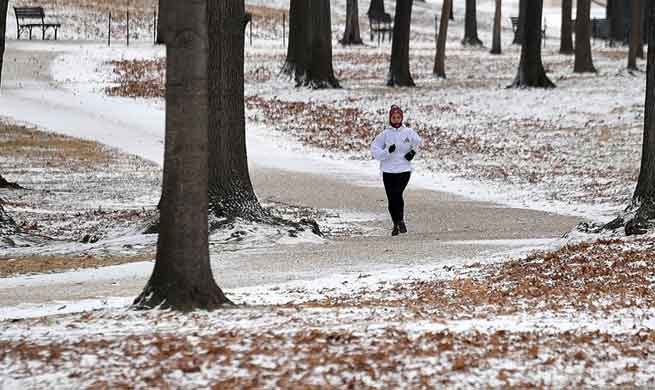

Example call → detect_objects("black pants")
382 172 411 225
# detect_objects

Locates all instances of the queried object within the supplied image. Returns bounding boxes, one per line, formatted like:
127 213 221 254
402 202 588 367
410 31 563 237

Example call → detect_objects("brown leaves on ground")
105 59 165 99
305 238 655 316
0 253 153 277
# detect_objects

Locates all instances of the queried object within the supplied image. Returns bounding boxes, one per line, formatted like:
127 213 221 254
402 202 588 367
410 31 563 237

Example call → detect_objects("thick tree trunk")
207 0 264 222
560 0 574 54
629 0 643 69
134 0 231 311
387 0 414 86
510 0 554 88
434 0 452 77
575 0 596 73
462 0 483 45
0 0 8 88
155 0 165 44
341 0 363 45
513 0 526 44
368 0 385 18
283 0 339 88
490 0 502 55
609 0 626 44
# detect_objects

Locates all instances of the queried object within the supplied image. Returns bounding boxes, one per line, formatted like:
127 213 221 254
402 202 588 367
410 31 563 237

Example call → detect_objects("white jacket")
370 125 422 173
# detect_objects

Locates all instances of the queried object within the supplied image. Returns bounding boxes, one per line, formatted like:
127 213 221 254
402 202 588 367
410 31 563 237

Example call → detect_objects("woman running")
370 105 422 236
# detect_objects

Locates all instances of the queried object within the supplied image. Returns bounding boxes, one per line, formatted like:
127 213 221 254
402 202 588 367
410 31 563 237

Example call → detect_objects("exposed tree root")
575 201 655 236
133 278 235 311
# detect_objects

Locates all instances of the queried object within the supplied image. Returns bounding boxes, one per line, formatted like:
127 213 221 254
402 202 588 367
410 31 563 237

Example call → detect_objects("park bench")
14 7 61 40
368 12 393 44
510 16 547 46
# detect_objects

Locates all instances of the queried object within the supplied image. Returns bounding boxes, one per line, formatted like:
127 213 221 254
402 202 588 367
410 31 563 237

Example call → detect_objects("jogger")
370 105 421 236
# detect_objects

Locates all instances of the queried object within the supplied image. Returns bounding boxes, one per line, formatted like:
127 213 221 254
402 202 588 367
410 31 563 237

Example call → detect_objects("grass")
0 253 154 277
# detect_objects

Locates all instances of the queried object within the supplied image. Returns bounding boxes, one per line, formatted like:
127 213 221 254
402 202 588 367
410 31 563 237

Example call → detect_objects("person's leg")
382 173 397 224
396 172 411 233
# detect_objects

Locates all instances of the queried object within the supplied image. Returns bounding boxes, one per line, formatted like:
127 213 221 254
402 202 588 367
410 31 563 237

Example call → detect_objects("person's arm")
405 129 421 161
371 132 391 161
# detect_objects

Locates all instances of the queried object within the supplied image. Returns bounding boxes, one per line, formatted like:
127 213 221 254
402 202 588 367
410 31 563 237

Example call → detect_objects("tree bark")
490 0 502 55
575 0 596 73
339 0 364 45
341 0 363 45
283 0 339 88
513 0 526 44
434 0 451 77
368 0 385 18
629 0 643 69
510 0 554 88
134 0 231 311
634 2 655 204
155 0 165 44
207 0 264 222
462 0 483 45
560 0 574 54
610 0 626 44
387 0 414 87
0 0 8 88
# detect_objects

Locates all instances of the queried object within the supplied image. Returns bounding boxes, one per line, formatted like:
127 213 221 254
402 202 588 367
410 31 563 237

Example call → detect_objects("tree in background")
490 0 502 55
510 0 554 88
560 0 574 54
574 0 596 73
341 0 364 45
608 0 626 45
628 0 643 70
513 0 525 44
434 0 452 77
283 0 339 88
388 0 414 86
0 0 8 88
134 0 231 310
462 0 483 45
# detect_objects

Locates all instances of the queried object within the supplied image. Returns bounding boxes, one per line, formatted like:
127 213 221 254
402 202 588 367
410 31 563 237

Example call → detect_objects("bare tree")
629 0 643 70
462 0 483 45
513 0 526 44
341 0 363 45
609 0 626 45
490 0 502 55
387 0 414 86
283 0 339 88
575 0 596 73
368 0 385 18
434 0 452 77
134 0 231 310
0 0 8 88
450 1 454 21
510 0 554 88
560 0 574 54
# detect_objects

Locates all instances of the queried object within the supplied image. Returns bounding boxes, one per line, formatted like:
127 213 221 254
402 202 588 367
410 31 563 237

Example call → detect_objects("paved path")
0 43 580 306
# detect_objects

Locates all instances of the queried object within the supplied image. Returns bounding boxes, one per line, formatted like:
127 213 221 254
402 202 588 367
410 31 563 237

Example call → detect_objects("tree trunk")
283 0 339 88
134 0 231 311
434 0 451 77
629 0 643 69
0 0 8 88
462 0 483 45
490 0 502 55
510 0 555 88
341 0 363 45
560 0 574 54
575 0 596 73
368 0 385 18
387 0 414 86
513 0 526 44
155 0 165 44
434 0 451 78
634 2 655 205
610 0 626 44
207 0 264 222
449 1 454 21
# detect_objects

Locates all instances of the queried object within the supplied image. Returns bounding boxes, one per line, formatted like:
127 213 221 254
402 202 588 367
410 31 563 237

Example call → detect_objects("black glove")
388 144 396 153
404 150 416 161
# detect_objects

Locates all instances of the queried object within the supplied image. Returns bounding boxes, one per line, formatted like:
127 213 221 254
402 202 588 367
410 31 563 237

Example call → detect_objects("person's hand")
404 150 416 161
388 144 396 153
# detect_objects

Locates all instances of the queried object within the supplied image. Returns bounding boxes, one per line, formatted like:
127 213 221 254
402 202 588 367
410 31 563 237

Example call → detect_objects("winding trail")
0 42 580 307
